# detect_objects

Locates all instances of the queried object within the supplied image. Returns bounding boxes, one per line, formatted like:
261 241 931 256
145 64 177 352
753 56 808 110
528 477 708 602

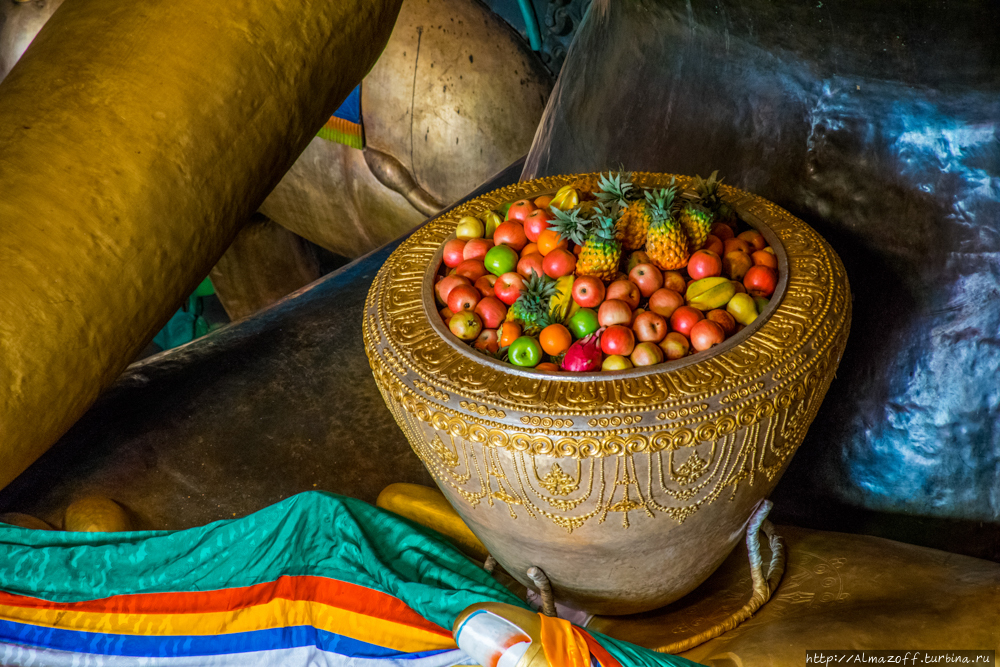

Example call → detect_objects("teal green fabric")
0 492 520 630
0 492 701 667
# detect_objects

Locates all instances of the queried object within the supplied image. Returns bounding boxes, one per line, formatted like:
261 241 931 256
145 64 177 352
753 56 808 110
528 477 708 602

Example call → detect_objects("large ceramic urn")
365 173 851 615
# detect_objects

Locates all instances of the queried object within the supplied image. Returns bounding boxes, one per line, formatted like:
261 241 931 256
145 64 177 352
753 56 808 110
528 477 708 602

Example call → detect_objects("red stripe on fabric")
580 629 623 667
0 576 449 638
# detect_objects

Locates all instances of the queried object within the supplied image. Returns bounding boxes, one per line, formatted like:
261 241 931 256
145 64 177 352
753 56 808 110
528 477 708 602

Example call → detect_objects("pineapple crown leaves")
588 209 620 244
644 184 678 222
594 170 634 208
549 205 591 246
516 273 559 314
686 170 724 208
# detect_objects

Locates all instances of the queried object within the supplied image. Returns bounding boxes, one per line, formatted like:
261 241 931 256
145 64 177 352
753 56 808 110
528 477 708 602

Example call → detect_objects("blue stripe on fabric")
332 85 362 124
0 620 454 659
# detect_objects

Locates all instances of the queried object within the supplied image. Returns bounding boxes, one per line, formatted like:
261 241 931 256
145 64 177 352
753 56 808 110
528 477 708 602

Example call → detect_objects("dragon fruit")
560 327 606 372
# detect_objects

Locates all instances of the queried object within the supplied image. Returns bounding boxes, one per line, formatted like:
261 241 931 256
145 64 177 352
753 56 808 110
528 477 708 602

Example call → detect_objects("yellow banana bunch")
685 277 736 311
548 275 576 323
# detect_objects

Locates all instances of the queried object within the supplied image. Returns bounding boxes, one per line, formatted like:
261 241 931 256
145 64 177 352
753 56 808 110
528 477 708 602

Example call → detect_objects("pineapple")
644 186 691 271
694 170 738 228
576 210 622 281
596 171 651 252
505 274 558 335
678 196 713 252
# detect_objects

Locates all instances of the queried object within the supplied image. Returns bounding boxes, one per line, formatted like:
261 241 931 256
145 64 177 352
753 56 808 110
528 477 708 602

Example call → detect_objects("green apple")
508 336 542 367
753 296 770 313
566 307 599 339
455 216 484 240
484 244 519 276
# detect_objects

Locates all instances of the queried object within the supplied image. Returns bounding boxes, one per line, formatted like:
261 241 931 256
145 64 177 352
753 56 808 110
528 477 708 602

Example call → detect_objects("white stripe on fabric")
0 643 476 667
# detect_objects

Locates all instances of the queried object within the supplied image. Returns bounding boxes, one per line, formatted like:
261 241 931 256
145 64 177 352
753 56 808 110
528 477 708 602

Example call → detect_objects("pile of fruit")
433 172 779 372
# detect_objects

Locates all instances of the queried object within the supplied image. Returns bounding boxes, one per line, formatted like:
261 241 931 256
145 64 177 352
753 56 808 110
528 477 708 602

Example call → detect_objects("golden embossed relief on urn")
364 172 851 615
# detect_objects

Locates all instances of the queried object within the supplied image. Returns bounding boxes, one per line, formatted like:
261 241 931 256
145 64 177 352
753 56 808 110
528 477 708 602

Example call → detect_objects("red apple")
463 237 495 261
687 250 723 280
474 274 497 297
723 251 753 281
648 288 684 318
449 311 482 340
572 276 606 308
506 199 537 222
473 328 500 353
752 249 778 269
703 234 725 256
659 331 690 360
706 309 737 337
448 284 481 313
517 253 544 279
630 341 664 367
442 239 466 268
690 320 725 352
662 270 687 293
738 230 766 252
628 263 664 298
494 272 525 305
633 311 668 343
744 265 777 297
606 280 641 309
455 259 488 281
598 299 633 327
670 306 704 337
710 222 734 241
601 325 635 356
474 296 508 328
523 209 553 242
494 221 528 251
435 275 471 306
543 248 577 278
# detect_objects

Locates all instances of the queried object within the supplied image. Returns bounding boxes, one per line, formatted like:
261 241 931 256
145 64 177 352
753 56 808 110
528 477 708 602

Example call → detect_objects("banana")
481 211 502 238
548 275 576 323
686 277 736 311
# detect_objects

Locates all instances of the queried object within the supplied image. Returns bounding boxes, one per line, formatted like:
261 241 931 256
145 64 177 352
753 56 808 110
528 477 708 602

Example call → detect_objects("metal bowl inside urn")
365 172 851 615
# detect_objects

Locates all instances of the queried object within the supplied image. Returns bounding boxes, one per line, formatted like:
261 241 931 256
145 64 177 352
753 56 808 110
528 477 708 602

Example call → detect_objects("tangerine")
534 195 553 209
499 321 522 348
539 323 573 356
536 229 568 256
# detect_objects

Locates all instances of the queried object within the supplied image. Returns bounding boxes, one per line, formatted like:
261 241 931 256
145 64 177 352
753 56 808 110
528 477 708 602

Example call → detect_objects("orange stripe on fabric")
580 629 623 667
322 116 363 136
0 576 447 638
0 597 456 652
538 614 591 667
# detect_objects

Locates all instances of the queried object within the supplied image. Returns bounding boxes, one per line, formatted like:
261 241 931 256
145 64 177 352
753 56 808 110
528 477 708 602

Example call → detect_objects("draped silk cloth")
0 492 699 667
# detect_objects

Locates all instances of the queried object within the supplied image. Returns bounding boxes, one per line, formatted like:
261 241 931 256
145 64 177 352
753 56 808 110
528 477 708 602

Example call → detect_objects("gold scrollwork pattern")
364 172 852 532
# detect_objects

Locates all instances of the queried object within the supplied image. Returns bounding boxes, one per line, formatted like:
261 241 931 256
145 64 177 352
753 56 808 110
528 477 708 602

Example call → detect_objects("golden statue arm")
0 0 402 490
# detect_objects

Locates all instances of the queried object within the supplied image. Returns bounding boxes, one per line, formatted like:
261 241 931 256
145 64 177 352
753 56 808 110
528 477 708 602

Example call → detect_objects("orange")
499 321 521 348
534 195 553 209
539 323 572 356
537 229 568 256
535 362 559 372
521 242 539 257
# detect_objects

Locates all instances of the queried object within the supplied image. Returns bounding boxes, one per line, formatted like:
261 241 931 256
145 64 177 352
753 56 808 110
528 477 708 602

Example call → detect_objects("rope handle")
656 499 786 654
